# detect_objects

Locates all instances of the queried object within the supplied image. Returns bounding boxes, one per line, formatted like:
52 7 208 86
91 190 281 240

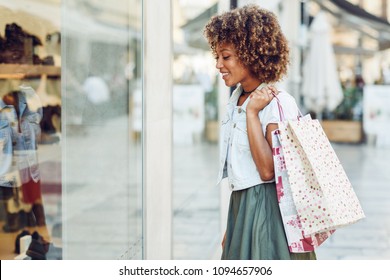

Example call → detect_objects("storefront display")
1 0 144 260
0 4 62 260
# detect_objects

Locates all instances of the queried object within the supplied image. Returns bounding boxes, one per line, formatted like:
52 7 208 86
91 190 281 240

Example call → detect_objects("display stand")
0 64 61 78
321 120 363 143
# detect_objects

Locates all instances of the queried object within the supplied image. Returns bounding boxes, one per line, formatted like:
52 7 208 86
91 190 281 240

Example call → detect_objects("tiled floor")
173 142 220 259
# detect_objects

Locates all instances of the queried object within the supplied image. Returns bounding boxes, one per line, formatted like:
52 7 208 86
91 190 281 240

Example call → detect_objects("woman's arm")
246 113 275 181
246 87 277 181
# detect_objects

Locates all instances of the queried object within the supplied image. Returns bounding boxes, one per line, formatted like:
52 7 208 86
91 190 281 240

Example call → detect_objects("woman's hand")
222 231 226 248
246 85 278 116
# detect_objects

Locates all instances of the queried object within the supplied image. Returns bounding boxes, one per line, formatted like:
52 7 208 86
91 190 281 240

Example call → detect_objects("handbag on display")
271 96 365 251
272 129 335 253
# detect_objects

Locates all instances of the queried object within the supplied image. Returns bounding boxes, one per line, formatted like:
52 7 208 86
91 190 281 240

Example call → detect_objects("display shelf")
321 120 363 143
0 64 61 79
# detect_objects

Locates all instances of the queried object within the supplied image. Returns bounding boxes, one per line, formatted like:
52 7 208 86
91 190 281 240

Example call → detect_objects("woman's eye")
223 56 230 60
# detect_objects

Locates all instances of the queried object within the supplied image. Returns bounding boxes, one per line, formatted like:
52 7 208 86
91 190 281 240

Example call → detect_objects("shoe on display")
32 204 46 226
26 210 37 227
26 232 50 260
31 231 46 242
42 56 54 65
2 211 27 233
14 229 31 254
2 23 43 64
5 23 42 47
26 239 49 260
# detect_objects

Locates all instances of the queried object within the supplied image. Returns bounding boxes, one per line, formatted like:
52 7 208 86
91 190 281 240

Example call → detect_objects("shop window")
0 0 143 260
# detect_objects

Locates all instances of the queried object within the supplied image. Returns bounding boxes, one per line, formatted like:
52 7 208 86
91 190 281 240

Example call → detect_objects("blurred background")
0 0 389 260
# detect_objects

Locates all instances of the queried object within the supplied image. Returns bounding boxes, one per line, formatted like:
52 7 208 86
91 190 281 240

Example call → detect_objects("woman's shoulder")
274 89 297 105
266 89 297 110
264 89 299 121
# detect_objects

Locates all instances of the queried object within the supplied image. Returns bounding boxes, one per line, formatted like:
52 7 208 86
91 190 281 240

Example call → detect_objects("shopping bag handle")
271 92 304 122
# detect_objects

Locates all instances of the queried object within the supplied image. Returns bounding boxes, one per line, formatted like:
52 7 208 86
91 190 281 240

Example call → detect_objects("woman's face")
215 43 257 88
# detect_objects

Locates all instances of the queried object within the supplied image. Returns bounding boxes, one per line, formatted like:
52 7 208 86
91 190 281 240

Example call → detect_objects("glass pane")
0 1 62 260
62 0 143 259
173 0 220 259
0 0 142 260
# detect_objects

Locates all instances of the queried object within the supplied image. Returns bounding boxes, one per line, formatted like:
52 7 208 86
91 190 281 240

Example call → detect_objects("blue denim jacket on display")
0 86 42 187
0 99 16 187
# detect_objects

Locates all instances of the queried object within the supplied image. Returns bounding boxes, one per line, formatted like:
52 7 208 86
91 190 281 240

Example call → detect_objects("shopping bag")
277 115 365 235
272 129 335 253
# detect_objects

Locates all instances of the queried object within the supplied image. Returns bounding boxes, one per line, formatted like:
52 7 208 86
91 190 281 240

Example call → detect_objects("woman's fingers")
247 85 278 113
222 232 227 248
252 86 275 101
268 85 278 96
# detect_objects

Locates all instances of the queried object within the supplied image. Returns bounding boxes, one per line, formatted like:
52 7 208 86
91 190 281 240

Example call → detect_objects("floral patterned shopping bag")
272 129 335 253
278 115 365 236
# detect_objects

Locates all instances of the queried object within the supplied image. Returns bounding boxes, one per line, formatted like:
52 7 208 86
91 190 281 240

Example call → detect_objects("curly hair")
203 4 290 83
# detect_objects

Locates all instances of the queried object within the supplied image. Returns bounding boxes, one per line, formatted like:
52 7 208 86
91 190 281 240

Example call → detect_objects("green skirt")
221 183 316 260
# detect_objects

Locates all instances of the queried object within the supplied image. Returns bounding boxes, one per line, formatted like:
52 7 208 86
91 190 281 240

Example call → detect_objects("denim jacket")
216 84 299 191
0 86 42 187
0 100 15 186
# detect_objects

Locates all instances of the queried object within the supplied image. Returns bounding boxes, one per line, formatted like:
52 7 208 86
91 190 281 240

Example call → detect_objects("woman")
204 4 316 260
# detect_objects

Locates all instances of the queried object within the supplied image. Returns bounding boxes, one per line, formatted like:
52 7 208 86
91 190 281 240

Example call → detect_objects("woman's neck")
241 80 263 94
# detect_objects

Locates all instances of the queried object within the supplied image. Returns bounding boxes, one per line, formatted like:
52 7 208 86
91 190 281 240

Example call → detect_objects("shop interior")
1 0 143 260
0 3 62 260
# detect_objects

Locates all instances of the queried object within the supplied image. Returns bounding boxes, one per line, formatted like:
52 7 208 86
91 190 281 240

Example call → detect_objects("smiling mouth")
221 73 229 79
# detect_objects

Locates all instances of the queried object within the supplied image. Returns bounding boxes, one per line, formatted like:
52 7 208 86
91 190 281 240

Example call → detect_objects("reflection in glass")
63 0 143 259
0 2 62 260
0 0 143 260
173 0 220 259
